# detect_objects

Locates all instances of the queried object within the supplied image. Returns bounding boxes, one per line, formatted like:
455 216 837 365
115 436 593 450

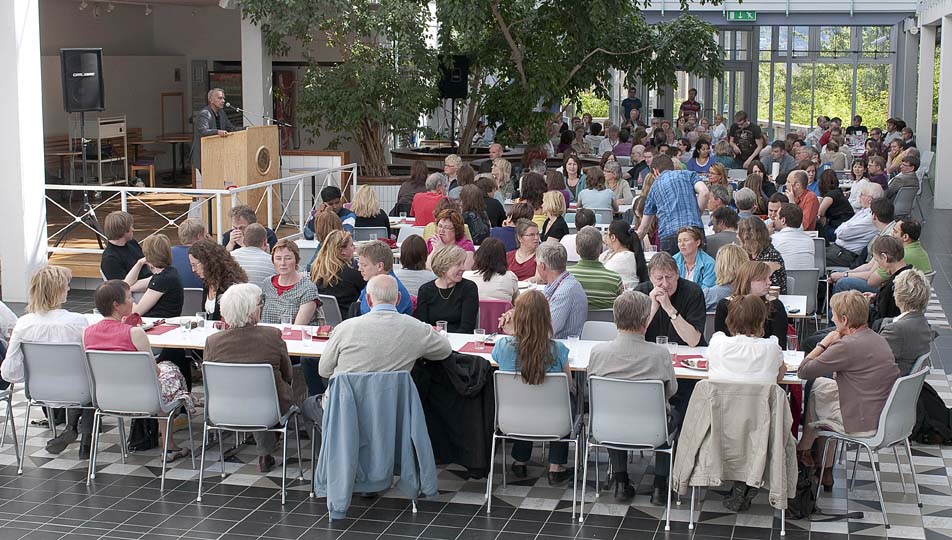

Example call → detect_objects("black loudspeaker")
439 55 469 99
61 48 105 112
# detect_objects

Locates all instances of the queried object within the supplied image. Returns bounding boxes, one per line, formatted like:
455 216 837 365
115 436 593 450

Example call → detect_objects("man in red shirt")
409 173 448 226
787 170 819 231
678 88 701 121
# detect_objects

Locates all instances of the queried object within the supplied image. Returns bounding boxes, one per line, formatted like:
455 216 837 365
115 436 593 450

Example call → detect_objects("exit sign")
726 10 757 21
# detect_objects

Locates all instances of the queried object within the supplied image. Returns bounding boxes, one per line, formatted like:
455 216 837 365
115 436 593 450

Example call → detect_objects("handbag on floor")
127 418 159 452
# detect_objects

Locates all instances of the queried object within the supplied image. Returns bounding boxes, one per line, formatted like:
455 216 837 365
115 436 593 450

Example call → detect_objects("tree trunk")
356 119 389 177
457 73 484 155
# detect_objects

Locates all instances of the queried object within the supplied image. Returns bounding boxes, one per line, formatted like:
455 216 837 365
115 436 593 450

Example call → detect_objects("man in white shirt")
231 224 275 287
597 125 620 155
560 209 596 262
807 116 829 146
710 114 728 143
771 204 815 270
584 123 605 153
826 183 887 268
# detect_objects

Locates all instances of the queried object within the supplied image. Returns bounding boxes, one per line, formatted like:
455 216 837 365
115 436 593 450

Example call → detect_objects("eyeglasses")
437 224 455 231
521 232 540 238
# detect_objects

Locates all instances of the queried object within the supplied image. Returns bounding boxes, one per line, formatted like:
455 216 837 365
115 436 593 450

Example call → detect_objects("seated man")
885 154 920 202
567 227 623 310
230 223 274 286
317 186 356 233
831 216 927 295
707 185 731 214
764 192 789 233
410 173 449 227
503 242 587 339
787 171 819 232
356 240 413 315
634 252 707 347
705 206 738 257
733 188 757 220
588 291 679 506
222 205 279 252
172 219 206 288
560 208 595 263
770 204 815 271
825 183 886 269
101 211 151 281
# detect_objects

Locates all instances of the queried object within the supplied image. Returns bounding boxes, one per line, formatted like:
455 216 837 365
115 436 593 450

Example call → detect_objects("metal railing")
45 163 358 255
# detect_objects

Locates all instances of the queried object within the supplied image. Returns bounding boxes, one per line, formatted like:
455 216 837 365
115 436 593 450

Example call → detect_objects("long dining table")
99 315 805 386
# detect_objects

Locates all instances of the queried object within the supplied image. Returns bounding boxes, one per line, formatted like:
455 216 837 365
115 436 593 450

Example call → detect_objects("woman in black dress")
415 245 479 333
351 185 392 238
309 230 366 318
713 260 789 349
817 169 855 242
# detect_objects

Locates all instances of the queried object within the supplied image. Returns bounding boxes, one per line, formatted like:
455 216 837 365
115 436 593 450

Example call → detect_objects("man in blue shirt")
635 154 710 255
620 87 642 124
355 240 413 316
319 186 356 232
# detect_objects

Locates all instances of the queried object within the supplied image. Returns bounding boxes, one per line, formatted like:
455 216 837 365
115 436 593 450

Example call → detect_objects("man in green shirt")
877 219 931 280
567 227 623 310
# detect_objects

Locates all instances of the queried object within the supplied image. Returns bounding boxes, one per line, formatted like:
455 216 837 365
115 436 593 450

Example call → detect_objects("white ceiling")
73 0 222 6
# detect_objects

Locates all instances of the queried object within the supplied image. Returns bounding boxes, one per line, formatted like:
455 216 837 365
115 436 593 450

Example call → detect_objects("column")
240 17 273 126
916 25 937 151
901 28 920 127
935 18 952 209
0 0 47 303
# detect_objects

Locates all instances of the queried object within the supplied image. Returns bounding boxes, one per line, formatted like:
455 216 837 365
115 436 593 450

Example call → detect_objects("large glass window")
820 27 851 58
855 64 890 128
862 26 892 58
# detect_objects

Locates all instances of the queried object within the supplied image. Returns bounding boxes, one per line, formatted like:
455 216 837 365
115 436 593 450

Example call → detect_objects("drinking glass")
787 334 799 353
196 311 208 330
303 328 314 348
655 336 668 347
436 321 448 336
667 342 678 356
568 334 580 359
399 212 407 220
281 315 293 336
369 233 378 242
179 318 191 334
474 328 486 351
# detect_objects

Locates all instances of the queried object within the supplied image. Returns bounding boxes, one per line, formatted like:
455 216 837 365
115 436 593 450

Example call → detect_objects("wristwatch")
669 310 680 320
844 271 849 278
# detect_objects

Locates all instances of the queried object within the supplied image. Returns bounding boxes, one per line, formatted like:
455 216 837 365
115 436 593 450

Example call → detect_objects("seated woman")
738 217 787 294
599 220 648 288
545 170 571 208
714 261 789 348
392 235 436 297
576 167 619 212
188 239 248 320
2 266 90 456
310 230 366 317
204 283 293 473
304 210 343 272
518 172 549 229
351 185 392 238
880 269 934 376
489 202 533 252
84 280 198 462
101 210 151 281
604 161 634 207
422 197 472 241
817 169 854 242
493 290 573 484
415 245 479 333
261 240 324 326
797 290 899 489
506 219 541 281
460 184 492 245
708 294 785 384
426 209 475 271
462 238 519 302
674 227 716 289
123 234 184 318
540 191 569 242
703 244 749 310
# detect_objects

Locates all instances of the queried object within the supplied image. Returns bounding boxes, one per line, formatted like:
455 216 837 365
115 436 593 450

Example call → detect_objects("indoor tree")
241 0 440 176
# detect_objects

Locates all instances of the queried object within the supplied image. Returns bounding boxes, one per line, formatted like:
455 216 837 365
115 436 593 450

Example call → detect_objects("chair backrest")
396 226 425 246
319 294 343 327
917 151 933 186
85 351 165 414
354 227 389 242
786 276 795 296
892 186 917 217
21 342 92 407
703 312 716 343
728 169 748 180
589 377 669 448
202 362 282 429
872 369 929 447
581 321 617 341
812 237 826 275
925 271 936 285
785 268 820 315
494 371 573 439
590 208 613 225
478 299 512 335
910 352 931 374
587 309 614 322
182 287 204 317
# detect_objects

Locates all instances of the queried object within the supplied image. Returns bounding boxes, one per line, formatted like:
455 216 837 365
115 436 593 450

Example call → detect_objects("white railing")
45 164 358 255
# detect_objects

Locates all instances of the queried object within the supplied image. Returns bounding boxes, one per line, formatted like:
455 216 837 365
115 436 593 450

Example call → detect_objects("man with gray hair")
588 290 680 505
634 251 707 347
191 87 240 173
707 185 731 213
733 187 757 219
535 241 588 338
567 227 623 310
410 172 449 227
598 124 621 155
529 160 547 176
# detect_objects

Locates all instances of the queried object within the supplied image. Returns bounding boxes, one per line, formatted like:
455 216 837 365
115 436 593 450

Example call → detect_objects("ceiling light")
105 2 115 13
144 4 152 15
78 0 88 10
93 3 100 17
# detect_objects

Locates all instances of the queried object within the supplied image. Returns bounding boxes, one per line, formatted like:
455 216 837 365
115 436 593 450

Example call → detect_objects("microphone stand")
225 103 256 128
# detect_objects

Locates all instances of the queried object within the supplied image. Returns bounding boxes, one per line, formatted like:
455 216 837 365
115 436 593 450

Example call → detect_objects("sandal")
165 447 191 463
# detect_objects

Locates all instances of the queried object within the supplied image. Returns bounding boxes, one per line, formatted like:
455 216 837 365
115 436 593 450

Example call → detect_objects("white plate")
681 358 708 371
165 316 200 326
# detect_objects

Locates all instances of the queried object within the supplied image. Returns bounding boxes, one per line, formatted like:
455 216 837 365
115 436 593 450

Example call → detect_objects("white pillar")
902 29 920 126
0 0 47 303
240 17 273 126
935 18 952 209
917 25 937 151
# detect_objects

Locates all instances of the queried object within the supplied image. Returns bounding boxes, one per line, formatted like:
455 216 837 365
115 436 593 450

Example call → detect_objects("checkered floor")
0 365 949 540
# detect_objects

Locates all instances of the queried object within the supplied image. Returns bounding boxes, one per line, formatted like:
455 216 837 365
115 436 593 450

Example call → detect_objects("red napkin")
672 354 706 369
281 326 333 341
146 324 178 336
459 341 494 354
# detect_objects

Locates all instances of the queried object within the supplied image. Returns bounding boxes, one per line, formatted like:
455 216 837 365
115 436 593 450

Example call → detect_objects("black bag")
913 382 952 444
787 460 818 520
127 418 160 451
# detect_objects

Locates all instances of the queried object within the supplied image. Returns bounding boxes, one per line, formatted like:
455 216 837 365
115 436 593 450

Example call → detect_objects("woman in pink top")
426 209 475 270
84 280 198 461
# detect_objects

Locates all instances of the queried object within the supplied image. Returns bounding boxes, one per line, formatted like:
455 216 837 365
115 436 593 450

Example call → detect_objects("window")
792 26 810 58
862 26 892 58
820 27 851 59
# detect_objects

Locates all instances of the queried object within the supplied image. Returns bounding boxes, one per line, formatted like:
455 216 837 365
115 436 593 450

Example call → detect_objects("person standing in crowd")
635 154 709 255
727 111 764 169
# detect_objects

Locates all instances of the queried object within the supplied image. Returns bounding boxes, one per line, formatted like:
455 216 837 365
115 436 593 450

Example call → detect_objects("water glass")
787 333 799 353
179 318 191 334
369 233 378 241
399 212 407 220
302 328 314 348
667 342 679 356
568 334 580 359
655 336 669 347
281 315 293 336
436 321 448 336
474 328 486 351
196 311 208 329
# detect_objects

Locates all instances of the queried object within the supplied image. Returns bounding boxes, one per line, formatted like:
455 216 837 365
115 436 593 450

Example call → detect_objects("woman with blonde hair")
122 233 184 318
351 185 391 238
703 244 748 310
414 245 479 333
737 217 787 294
304 210 344 272
706 163 733 195
540 191 569 241
491 158 514 202
310 230 365 317
493 290 573 483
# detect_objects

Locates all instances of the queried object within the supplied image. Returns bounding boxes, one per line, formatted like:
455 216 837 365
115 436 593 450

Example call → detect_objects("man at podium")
191 88 242 173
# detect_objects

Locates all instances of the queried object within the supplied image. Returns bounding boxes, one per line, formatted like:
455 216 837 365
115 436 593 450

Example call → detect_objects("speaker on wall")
61 48 105 113
438 55 469 99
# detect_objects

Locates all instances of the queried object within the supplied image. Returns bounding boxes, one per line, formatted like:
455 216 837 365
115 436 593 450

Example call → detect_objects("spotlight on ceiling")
78 0 88 10
105 3 115 13
144 4 153 16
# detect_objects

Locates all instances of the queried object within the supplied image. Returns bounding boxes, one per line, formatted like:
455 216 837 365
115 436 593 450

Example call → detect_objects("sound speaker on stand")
439 55 469 100
61 48 105 112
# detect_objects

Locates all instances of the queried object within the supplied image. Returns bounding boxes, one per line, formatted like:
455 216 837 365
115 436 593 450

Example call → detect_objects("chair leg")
218 429 226 478
294 416 304 481
1 399 9 449
579 442 590 523
6 398 19 467
197 425 209 503
688 485 696 530
160 412 174 492
87 412 102 484
904 438 923 507
816 437 834 505
780 508 786 536
893 446 907 494
500 440 507 488
664 445 675 532
849 445 860 492
281 426 289 506
48 408 58 439
571 439 578 522
310 425 318 499
486 434 498 514
18 403 32 475
118 418 128 463
865 445 890 529
184 408 196 469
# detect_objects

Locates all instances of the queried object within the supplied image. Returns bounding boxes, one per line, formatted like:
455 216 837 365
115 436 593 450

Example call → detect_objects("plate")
784 362 800 374
681 358 708 371
166 316 200 326
517 281 533 289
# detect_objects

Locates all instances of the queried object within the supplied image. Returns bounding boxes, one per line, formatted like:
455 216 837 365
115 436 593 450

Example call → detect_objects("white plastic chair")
396 226 425 246
318 295 343 327
581 321 617 341
354 227 389 241
580 378 676 530
487 372 581 519
0 388 19 466
587 309 614 323
785 268 820 332
892 187 918 218
199 362 303 505
728 169 748 180
910 352 931 374
589 209 613 225
816 368 929 529
703 312 716 344
925 271 936 285
84 350 196 491
18 342 98 475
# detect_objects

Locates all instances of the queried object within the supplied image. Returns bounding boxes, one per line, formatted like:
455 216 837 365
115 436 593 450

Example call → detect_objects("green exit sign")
726 10 757 21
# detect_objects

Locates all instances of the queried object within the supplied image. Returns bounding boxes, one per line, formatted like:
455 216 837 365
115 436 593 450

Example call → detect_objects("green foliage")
569 91 610 119
240 0 440 176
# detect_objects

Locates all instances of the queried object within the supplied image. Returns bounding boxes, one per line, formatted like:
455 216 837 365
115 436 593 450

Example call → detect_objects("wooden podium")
200 125 280 233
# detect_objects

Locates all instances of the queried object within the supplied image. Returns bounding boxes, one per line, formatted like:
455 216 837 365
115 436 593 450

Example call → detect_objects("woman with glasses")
426 209 475 271
506 219 541 281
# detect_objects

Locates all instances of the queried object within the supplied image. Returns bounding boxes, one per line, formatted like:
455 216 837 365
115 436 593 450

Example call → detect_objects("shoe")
614 481 636 503
45 429 78 455
172 415 190 433
358 492 379 499
819 467 834 492
650 486 669 507
547 468 574 486
78 433 92 460
510 463 527 479
257 455 275 473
